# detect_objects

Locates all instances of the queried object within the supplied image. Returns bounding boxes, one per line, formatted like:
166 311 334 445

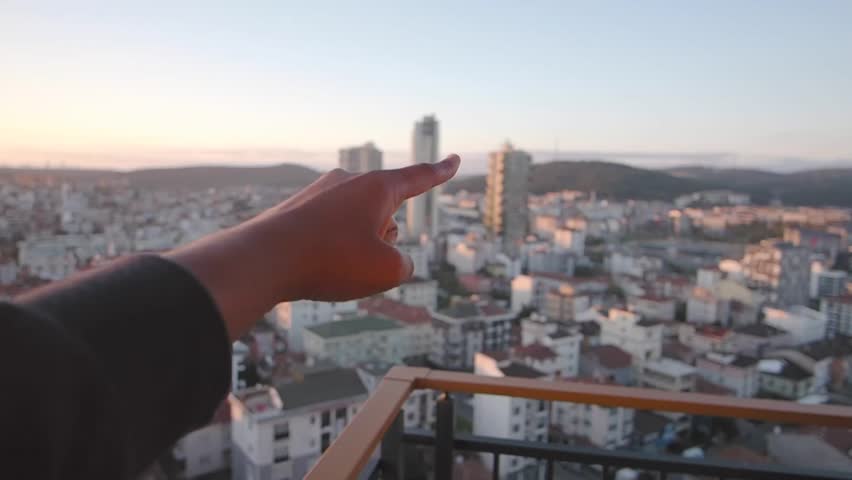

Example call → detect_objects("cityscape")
2 113 852 479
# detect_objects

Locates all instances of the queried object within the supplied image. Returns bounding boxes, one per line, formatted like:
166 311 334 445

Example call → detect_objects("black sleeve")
0 254 231 480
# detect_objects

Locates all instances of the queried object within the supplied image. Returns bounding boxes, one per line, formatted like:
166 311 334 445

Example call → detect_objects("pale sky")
1 1 851 171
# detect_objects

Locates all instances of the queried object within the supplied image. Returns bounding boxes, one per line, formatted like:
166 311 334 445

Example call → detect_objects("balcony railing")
305 367 852 480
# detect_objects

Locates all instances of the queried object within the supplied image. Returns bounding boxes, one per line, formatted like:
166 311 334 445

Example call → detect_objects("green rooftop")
305 315 401 339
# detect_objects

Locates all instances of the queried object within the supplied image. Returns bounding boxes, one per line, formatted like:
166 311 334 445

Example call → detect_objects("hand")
167 154 460 340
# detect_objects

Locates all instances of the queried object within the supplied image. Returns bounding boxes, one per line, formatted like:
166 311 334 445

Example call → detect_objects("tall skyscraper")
338 142 383 173
406 115 440 239
484 141 531 255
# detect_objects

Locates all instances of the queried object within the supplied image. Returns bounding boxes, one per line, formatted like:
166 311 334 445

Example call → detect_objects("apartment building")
763 306 827 345
230 368 368 480
302 316 406 368
430 300 514 370
597 308 663 367
269 300 358 353
695 353 759 398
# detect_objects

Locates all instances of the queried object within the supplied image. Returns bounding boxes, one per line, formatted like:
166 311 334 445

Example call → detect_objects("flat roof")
305 315 401 339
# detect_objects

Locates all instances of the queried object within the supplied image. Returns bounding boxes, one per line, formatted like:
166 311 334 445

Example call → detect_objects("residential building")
511 272 607 312
170 402 231 478
628 295 676 322
384 277 438 309
821 295 852 337
812 270 848 300
757 359 814 400
396 239 430 279
597 308 663 367
766 339 852 393
338 142 382 173
686 287 730 325
607 250 663 279
430 300 514 370
357 296 434 358
447 240 488 274
527 246 576 277
302 316 407 367
784 226 844 258
731 324 793 357
269 300 358 353
553 228 585 256
741 240 810 307
473 352 550 479
763 306 827 345
553 378 634 449
357 361 437 431
678 324 734 354
695 353 759 398
483 141 532 255
518 316 583 378
579 344 634 386
639 358 697 393
543 289 590 322
406 115 440 239
230 368 368 480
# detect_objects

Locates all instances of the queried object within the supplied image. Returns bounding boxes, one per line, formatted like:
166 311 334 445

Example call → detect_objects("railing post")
380 412 404 480
435 392 454 480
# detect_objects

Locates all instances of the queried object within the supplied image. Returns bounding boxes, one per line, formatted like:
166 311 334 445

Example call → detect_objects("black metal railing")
374 393 850 480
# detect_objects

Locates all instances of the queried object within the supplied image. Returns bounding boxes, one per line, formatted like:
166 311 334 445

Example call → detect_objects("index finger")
388 154 461 202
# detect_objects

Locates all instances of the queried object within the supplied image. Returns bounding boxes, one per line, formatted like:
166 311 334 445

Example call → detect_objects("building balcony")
304 367 852 480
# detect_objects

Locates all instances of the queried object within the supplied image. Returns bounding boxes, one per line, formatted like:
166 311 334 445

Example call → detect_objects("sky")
1 1 851 173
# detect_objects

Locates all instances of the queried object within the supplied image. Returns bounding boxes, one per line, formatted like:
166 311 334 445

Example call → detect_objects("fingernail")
439 154 460 175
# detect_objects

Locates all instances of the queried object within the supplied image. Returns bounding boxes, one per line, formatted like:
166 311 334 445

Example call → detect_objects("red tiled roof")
584 345 632 369
358 296 432 325
696 326 731 338
514 342 558 360
480 303 508 316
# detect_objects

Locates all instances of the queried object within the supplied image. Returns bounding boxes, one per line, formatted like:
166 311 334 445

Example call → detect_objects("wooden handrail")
305 367 852 480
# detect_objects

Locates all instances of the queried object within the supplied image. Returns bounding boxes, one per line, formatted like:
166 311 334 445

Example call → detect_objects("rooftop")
276 368 367 411
499 362 547 379
305 315 401 339
514 342 558 361
644 357 697 377
583 344 632 369
735 323 789 338
358 296 432 326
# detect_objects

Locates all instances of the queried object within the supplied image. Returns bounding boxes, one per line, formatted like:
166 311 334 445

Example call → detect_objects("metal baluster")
435 392 454 480
658 471 667 480
380 412 404 480
491 453 500 480
602 465 614 480
545 459 554 480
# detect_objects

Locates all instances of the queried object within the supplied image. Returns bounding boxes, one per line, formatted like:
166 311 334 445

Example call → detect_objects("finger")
363 238 414 291
388 154 460 203
382 219 399 244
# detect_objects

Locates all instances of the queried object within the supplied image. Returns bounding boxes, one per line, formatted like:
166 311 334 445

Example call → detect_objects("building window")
310 415 316 425
321 432 331 453
512 424 520 433
321 411 331 427
274 423 290 440
336 407 347 422
538 400 546 412
513 406 521 416
274 451 290 463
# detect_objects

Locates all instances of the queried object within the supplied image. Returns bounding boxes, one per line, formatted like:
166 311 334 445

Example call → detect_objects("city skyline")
2 1 851 171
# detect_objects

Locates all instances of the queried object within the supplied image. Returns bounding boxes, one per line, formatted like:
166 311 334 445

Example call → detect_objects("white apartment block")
607 251 663 279
474 352 550 480
384 277 438 310
269 300 358 353
821 296 852 337
554 228 585 256
640 358 697 393
687 287 730 325
396 240 430 279
695 353 759 398
519 316 583 378
447 240 488 274
358 296 435 359
629 295 676 322
430 300 514 370
597 308 663 367
553 381 634 449
302 316 409 368
356 361 438 431
338 141 383 173
763 306 827 345
171 405 231 478
677 324 734 354
230 368 368 480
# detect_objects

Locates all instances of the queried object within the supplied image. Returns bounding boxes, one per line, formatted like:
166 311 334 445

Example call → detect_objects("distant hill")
0 163 321 190
666 165 852 206
127 164 320 189
447 160 716 201
448 161 852 207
